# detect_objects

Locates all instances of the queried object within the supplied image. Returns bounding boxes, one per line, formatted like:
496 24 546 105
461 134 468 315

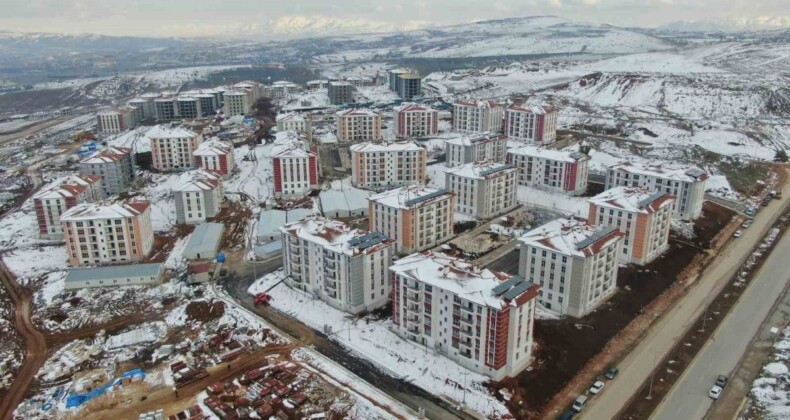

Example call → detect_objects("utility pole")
647 352 657 399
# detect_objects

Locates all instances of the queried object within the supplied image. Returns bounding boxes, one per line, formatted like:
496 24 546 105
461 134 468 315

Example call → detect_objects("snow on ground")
223 142 275 202
281 90 331 111
582 52 723 74
136 65 250 88
750 326 790 419
0 200 52 251
705 175 739 200
132 172 182 231
105 126 152 153
164 235 189 271
517 186 589 218
354 85 399 103
249 270 509 417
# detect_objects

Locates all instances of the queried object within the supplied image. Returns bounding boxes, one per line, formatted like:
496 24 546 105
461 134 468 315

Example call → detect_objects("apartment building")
154 98 177 121
306 80 328 90
368 185 455 254
390 251 540 380
173 170 224 225
149 126 203 171
518 218 623 317
336 109 382 142
176 97 202 119
193 139 235 177
276 114 313 136
588 187 675 266
223 90 252 116
127 96 156 120
271 143 319 198
79 146 135 198
506 145 590 195
504 105 559 145
388 68 421 99
605 162 708 220
61 200 154 266
280 216 395 314
394 104 439 138
350 141 427 190
452 100 504 133
96 107 138 133
327 81 354 105
33 175 102 240
445 132 507 167
445 162 518 219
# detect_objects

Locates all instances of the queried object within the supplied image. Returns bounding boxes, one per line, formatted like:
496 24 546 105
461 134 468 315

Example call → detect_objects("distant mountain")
224 15 434 40
0 31 194 56
659 17 790 32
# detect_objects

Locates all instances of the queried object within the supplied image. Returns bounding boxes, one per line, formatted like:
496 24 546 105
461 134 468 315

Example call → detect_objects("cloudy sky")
0 0 788 37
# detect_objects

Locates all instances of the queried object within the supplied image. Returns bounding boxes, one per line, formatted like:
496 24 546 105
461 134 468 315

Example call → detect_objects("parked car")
558 410 575 420
604 367 619 380
709 385 723 400
715 375 728 388
745 207 756 216
572 395 588 412
733 230 743 238
741 219 753 229
589 381 605 395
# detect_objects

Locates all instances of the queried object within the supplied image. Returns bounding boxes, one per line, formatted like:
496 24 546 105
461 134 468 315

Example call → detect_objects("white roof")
172 170 221 193
506 104 557 115
320 189 371 213
193 139 232 157
589 186 675 214
445 162 517 180
608 161 708 183
257 208 314 238
271 143 314 159
453 100 503 109
336 109 379 118
276 114 306 122
223 90 248 96
395 103 437 113
61 200 150 221
350 141 424 153
280 215 393 257
81 147 132 164
507 145 590 163
146 125 198 139
519 218 622 258
389 251 536 308
445 132 502 147
33 175 99 200
368 185 452 209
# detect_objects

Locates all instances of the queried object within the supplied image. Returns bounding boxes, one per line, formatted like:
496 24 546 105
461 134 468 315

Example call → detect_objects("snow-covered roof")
66 263 163 283
193 139 232 157
320 189 371 214
61 199 151 221
172 169 221 192
146 125 198 139
368 185 453 209
97 107 134 116
506 104 557 114
395 103 437 113
390 251 539 308
454 100 503 108
280 215 394 257
336 109 379 118
519 218 623 258
350 141 424 153
507 145 590 163
33 175 100 200
257 208 314 238
589 186 675 214
271 143 314 159
445 132 503 147
81 146 132 164
223 90 248 96
608 161 708 183
445 162 517 180
276 113 306 122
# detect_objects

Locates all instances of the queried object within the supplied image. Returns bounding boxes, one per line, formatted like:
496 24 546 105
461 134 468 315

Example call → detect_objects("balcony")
406 290 421 303
406 304 421 315
460 316 475 329
460 305 475 316
459 326 475 339
325 280 338 290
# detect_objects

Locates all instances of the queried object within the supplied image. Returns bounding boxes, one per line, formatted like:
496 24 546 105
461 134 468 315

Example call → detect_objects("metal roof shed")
183 222 224 260
65 263 163 290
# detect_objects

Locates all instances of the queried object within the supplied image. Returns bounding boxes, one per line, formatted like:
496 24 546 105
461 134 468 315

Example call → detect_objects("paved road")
580 181 790 420
651 230 790 420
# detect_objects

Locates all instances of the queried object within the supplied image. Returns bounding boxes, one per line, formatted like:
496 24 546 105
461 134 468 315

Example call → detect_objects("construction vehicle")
254 293 272 306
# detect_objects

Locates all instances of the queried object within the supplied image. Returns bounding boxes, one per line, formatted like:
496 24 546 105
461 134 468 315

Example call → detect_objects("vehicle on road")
558 410 575 420
589 381 605 395
762 197 772 207
572 395 588 412
604 367 619 380
734 230 743 238
745 206 756 216
709 385 723 400
253 293 272 306
715 375 728 388
742 219 753 229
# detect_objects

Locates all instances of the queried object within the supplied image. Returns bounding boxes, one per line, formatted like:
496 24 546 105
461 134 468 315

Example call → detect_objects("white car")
733 230 743 238
589 381 605 395
709 385 723 400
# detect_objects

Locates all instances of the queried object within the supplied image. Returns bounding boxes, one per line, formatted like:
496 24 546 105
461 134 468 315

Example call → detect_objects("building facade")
327 81 354 105
588 187 675 266
445 162 519 219
445 133 507 167
506 146 590 195
61 200 155 266
368 186 455 254
280 216 395 314
33 175 102 240
223 91 252 116
605 162 708 220
452 100 504 133
350 142 427 190
276 114 313 135
149 126 203 171
390 251 540 380
173 170 224 225
504 105 559 145
193 139 235 177
388 68 421 99
79 146 135 198
96 107 138 133
154 98 177 121
271 143 320 198
394 104 438 138
518 218 623 317
336 109 382 142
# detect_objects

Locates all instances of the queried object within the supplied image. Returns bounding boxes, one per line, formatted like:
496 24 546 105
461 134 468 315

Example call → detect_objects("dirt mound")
185 300 225 323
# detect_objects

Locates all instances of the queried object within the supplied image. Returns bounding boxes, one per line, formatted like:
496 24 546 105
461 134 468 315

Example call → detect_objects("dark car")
605 367 619 380
715 375 728 388
558 410 575 420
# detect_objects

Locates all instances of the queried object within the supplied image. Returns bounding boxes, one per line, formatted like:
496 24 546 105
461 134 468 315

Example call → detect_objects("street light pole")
647 352 657 399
